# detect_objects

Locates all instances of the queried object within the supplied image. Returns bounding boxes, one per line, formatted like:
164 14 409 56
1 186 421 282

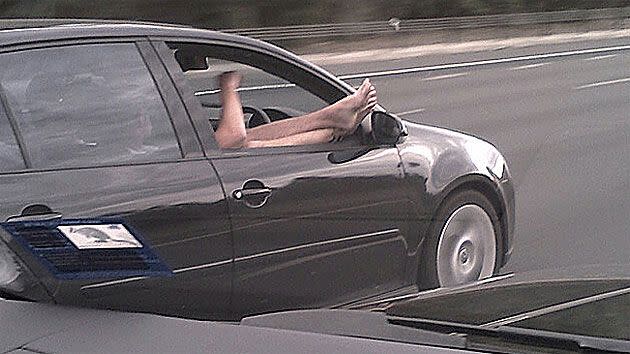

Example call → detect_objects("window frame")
0 38 199 172
151 37 375 159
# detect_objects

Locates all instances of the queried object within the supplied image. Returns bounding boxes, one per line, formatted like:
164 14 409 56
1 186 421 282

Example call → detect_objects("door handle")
232 180 272 208
6 204 62 223
232 187 272 200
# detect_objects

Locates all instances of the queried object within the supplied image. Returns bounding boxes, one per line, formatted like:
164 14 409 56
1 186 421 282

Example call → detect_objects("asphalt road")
317 37 630 273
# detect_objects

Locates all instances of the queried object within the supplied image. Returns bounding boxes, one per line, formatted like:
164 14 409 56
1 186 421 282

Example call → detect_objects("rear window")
0 43 181 168
0 99 24 171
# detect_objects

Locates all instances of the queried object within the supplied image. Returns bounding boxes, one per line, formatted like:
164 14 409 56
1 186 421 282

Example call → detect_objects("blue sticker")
1 218 172 280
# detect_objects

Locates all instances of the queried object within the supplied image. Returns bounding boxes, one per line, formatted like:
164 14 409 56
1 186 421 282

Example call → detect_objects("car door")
156 40 414 317
0 40 232 320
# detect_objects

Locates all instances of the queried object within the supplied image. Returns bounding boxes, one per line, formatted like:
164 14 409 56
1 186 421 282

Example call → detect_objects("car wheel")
419 190 502 289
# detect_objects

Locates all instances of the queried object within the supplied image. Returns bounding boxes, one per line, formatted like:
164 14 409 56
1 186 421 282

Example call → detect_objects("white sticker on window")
57 224 143 249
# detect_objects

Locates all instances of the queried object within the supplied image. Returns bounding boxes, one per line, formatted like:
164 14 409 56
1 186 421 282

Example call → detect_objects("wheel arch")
433 174 508 266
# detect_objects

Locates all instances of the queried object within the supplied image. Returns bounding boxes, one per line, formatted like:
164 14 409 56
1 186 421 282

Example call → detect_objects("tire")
418 190 503 289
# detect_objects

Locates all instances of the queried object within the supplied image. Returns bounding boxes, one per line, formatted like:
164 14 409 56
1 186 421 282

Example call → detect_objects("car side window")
187 58 329 131
166 42 361 149
0 101 24 171
0 43 180 169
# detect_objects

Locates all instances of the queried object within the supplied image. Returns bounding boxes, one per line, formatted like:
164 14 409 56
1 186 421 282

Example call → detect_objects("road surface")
316 35 630 273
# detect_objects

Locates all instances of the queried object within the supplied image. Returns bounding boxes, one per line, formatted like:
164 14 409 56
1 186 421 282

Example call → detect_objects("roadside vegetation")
0 0 628 28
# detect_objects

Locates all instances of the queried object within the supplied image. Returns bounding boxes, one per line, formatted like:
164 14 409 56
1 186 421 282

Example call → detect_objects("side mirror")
371 111 408 145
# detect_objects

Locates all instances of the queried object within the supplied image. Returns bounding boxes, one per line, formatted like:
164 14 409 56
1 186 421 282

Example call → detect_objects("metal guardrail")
224 8 630 41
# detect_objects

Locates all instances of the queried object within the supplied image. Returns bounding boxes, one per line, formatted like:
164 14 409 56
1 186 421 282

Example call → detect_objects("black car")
0 20 514 320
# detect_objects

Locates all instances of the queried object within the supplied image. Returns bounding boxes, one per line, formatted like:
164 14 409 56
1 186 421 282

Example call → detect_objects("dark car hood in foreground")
0 299 472 354
2 266 628 353
245 265 630 352
383 265 630 342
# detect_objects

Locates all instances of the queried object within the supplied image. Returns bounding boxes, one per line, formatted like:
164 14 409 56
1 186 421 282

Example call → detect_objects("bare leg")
213 74 377 148
214 72 247 149
247 128 335 148
245 78 377 141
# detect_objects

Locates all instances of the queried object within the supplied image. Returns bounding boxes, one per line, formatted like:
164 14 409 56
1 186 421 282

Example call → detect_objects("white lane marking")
575 77 630 90
422 72 469 81
195 89 220 96
197 71 464 99
235 229 399 262
396 108 426 117
195 45 630 96
237 83 295 92
583 54 617 61
195 83 296 96
338 44 630 80
480 285 630 328
510 63 548 70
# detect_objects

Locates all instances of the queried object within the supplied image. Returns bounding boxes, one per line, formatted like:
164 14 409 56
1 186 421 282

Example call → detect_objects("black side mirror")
371 111 408 145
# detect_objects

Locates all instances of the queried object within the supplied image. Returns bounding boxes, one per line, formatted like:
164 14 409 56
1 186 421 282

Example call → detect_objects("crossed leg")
214 71 377 149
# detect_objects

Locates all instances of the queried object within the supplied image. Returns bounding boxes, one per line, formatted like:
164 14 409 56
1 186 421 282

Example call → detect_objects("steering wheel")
243 106 271 128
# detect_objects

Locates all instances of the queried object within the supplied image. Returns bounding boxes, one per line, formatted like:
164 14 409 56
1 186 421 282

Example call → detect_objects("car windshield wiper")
387 315 630 353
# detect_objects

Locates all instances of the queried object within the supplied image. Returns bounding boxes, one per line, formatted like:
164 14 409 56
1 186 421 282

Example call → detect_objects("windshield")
0 0 628 351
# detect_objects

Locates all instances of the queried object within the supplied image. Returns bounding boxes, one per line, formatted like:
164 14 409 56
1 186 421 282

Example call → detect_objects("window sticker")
58 224 142 249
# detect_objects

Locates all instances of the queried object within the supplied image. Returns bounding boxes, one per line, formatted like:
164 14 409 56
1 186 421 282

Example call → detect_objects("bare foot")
328 78 377 134
219 71 241 91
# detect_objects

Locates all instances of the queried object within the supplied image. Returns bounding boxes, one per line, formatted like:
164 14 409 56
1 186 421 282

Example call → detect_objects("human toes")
364 86 377 106
356 78 371 95
367 87 376 99
353 83 375 107
362 94 378 115
367 95 377 108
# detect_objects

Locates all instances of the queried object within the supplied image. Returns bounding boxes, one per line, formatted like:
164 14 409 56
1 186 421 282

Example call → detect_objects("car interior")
166 42 370 147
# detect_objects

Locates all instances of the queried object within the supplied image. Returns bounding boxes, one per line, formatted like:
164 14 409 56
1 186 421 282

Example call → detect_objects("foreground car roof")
0 299 469 354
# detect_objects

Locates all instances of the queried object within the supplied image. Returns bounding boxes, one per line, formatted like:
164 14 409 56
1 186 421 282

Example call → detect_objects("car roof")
0 18 190 30
0 18 356 97
0 18 271 52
